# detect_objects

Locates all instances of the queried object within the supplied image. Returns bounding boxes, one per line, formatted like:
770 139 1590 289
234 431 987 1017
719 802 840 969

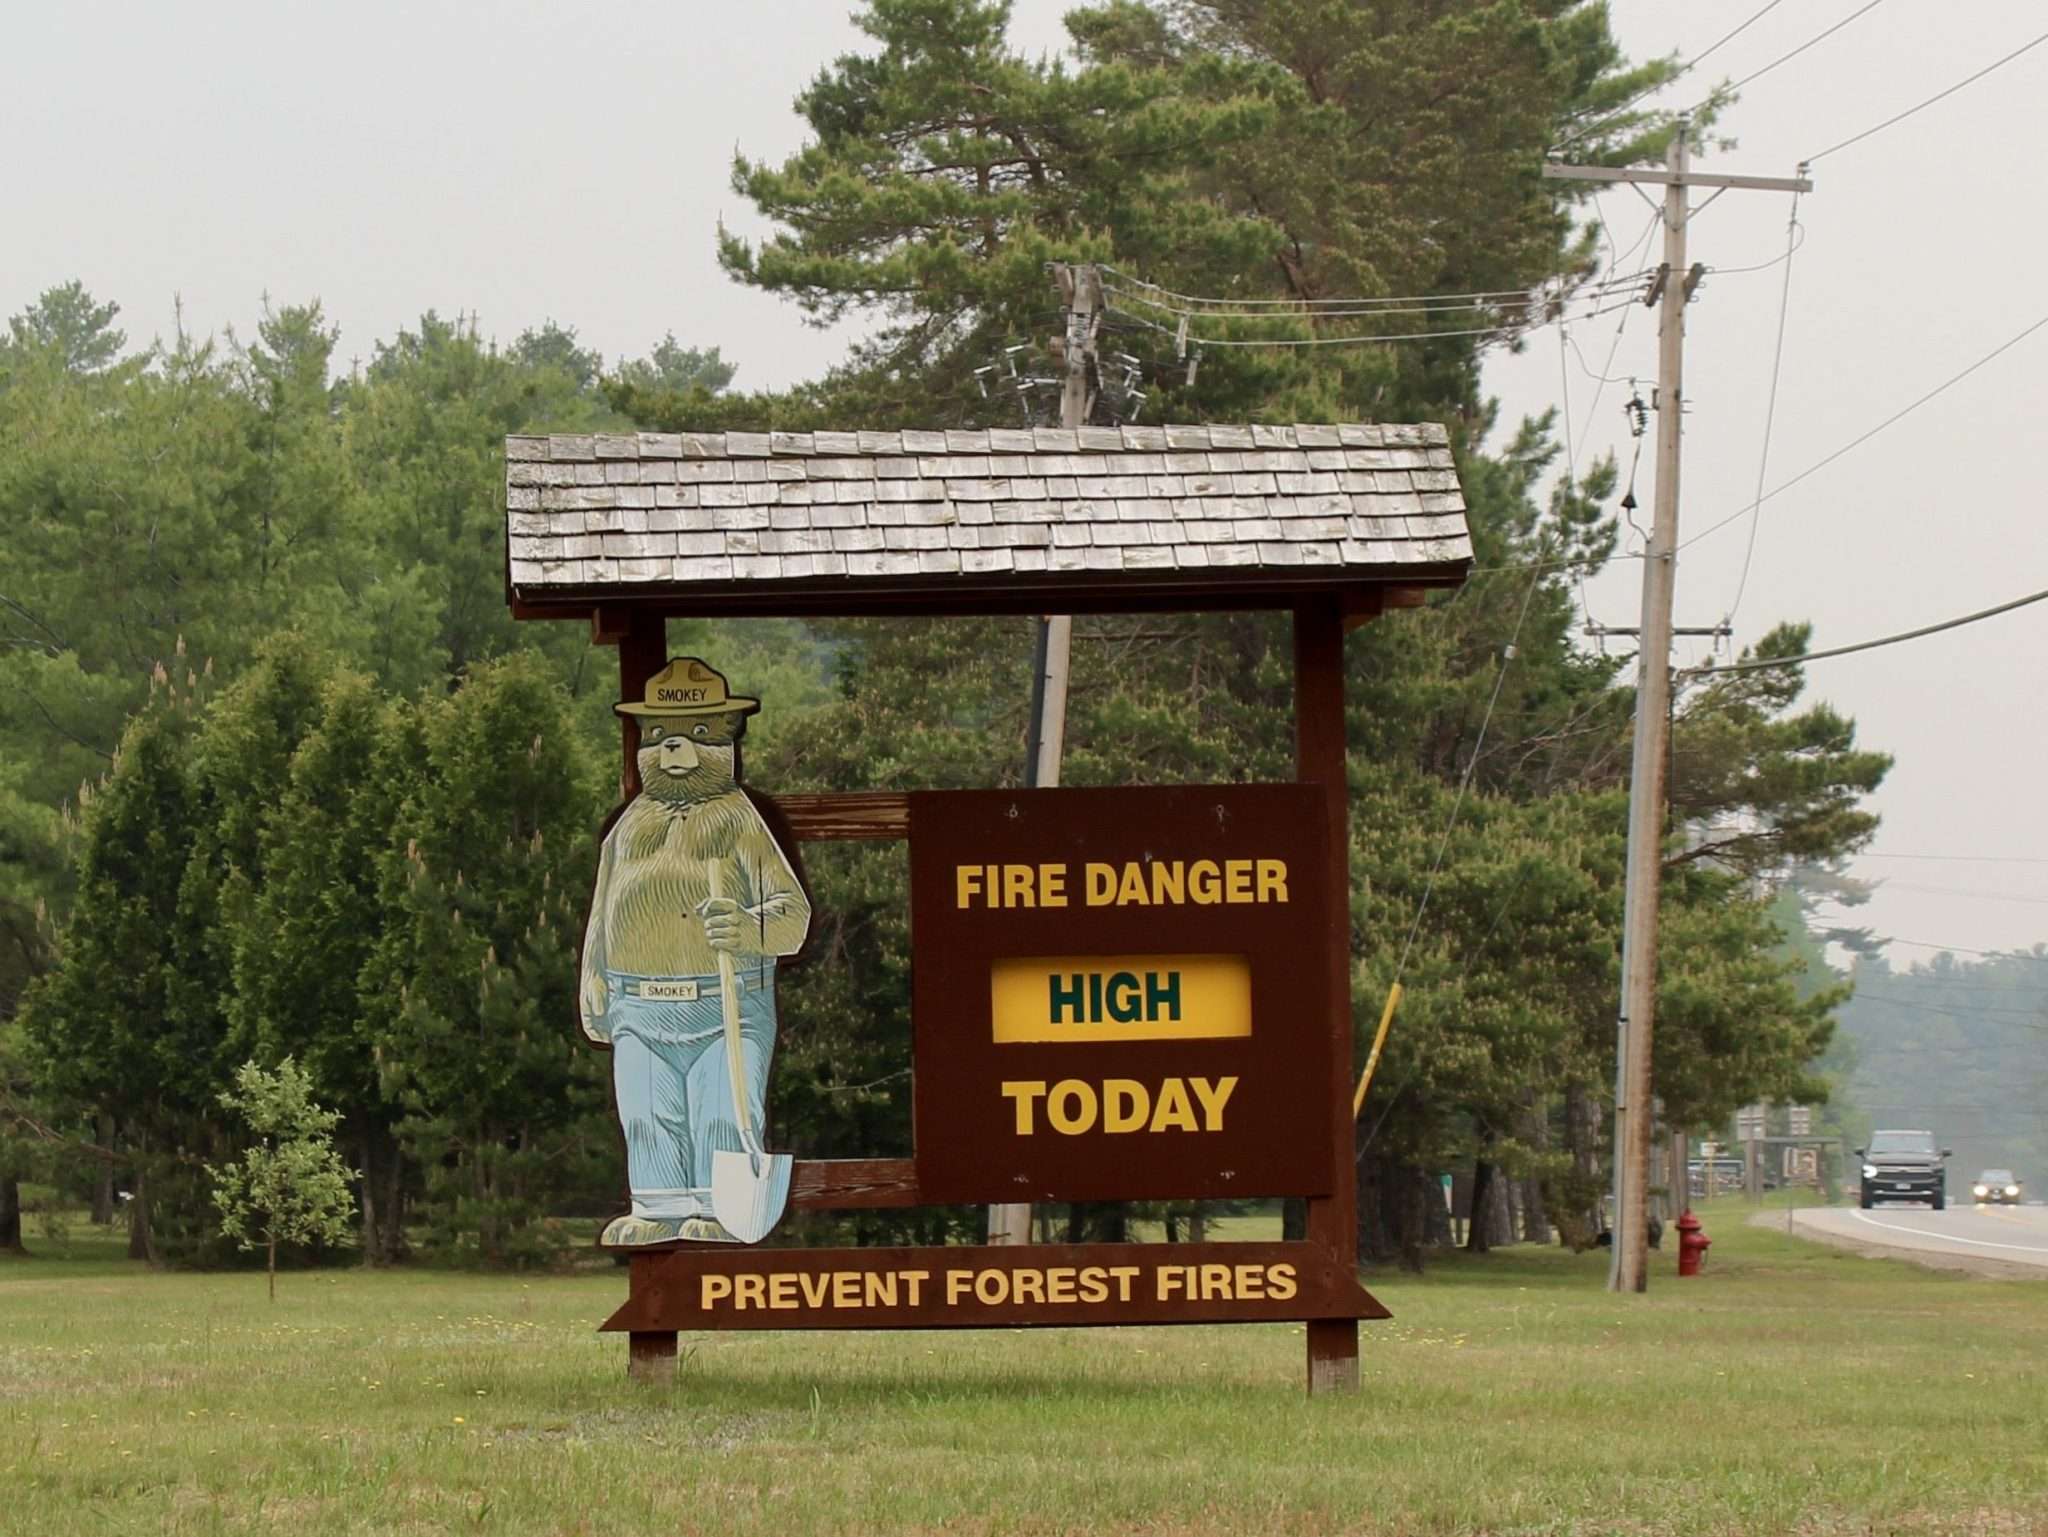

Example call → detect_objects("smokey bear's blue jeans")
604 970 776 1218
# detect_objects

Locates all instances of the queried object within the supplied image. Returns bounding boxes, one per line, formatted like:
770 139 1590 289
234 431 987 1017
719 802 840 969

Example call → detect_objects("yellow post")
1352 982 1402 1119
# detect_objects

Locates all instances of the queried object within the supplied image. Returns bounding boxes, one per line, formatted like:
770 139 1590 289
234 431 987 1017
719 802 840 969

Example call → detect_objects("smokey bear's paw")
601 1215 689 1247
676 1217 743 1244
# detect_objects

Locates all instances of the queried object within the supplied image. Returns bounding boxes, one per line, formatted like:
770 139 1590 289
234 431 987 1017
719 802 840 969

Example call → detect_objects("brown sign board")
907 784 1333 1204
603 1239 1387 1334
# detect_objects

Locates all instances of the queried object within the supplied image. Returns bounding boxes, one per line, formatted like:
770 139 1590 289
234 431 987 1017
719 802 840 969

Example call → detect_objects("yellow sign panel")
990 954 1252 1043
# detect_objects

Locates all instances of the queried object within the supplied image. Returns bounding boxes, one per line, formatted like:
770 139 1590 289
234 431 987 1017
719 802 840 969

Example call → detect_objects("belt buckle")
635 979 701 1002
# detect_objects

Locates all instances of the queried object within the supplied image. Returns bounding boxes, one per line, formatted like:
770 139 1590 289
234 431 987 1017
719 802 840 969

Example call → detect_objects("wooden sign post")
504 423 1474 1393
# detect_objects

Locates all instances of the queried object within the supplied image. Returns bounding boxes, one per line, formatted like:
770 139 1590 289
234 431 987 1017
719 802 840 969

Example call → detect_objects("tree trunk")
1281 1197 1306 1242
0 1173 26 1255
475 1144 497 1265
1164 1214 1180 1243
359 1131 379 1262
1486 1169 1515 1246
1399 1166 1427 1273
1421 1171 1452 1248
1187 1205 1206 1244
374 1128 409 1264
1520 1175 1551 1246
1466 1160 1496 1254
1544 1078 1604 1251
268 1234 276 1302
126 1163 153 1263
1518 1092 1552 1245
92 1112 115 1225
1356 1156 1396 1264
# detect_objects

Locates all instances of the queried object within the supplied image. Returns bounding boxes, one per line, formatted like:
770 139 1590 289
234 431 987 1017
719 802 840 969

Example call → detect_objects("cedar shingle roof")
504 422 1470 612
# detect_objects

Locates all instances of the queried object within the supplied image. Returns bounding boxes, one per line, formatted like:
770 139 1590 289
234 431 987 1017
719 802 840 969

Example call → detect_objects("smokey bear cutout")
580 658 811 1246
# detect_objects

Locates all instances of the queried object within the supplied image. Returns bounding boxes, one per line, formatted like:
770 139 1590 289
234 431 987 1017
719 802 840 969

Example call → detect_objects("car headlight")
1862 1164 1878 1179
2007 1185 2021 1197
1974 1185 1989 1197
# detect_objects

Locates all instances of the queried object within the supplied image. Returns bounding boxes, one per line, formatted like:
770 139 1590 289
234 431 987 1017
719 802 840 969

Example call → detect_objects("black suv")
1859 1129 1951 1209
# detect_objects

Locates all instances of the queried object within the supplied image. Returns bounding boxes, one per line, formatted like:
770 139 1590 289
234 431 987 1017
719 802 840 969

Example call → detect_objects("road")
1783 1201 2048 1278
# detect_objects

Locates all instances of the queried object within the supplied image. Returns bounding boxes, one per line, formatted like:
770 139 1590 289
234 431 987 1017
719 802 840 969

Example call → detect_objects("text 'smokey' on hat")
617 658 761 718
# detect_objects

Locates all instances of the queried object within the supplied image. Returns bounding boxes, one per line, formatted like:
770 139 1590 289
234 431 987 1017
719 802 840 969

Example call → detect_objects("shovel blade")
711 1149 793 1244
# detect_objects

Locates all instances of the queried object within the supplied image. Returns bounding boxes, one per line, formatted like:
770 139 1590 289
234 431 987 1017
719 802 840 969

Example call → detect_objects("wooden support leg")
1295 598 1364 1397
628 1330 677 1385
1306 1318 1359 1395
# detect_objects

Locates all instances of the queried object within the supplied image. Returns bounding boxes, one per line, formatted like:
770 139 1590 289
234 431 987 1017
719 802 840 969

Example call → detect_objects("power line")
1725 190 1803 622
1481 306 2048 582
1862 937 2048 965
1874 880 2048 909
1851 992 2048 1024
1850 977 2048 1000
1684 583 2048 678
1097 267 1650 313
1392 574 1546 984
1849 985 2048 1009
1103 293 1644 350
1099 266 1651 331
1598 199 1665 280
1564 327 1638 387
1703 0 1890 107
1551 0 1790 153
1859 853 2048 866
1679 310 2048 553
1104 286 1610 323
1708 222 1807 277
1483 311 2048 581
1568 207 1661 446
1808 28 2048 164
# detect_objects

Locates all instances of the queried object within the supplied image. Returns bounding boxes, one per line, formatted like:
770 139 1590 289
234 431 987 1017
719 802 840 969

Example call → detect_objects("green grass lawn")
3 1203 2044 1535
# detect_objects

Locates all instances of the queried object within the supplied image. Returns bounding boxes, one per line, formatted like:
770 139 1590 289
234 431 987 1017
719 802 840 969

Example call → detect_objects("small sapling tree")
209 1056 357 1299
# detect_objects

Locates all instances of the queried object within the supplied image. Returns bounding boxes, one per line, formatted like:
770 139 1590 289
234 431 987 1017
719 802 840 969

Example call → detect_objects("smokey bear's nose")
659 738 701 772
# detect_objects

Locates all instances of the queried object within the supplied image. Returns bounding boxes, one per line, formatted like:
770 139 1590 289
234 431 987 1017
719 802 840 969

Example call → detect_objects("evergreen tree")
230 669 413 1262
1 281 127 375
18 677 216 1261
361 655 615 1264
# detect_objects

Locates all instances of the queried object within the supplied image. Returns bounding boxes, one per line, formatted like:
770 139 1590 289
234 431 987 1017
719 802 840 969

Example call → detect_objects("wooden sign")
512 423 1478 1391
906 784 1332 1203
604 1240 1388 1334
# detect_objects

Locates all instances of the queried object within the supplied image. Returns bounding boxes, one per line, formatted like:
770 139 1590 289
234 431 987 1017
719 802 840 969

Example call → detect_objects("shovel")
706 865 791 1243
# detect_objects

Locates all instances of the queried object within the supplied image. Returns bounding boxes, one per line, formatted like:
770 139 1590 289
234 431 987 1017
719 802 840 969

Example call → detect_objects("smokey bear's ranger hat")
616 658 761 719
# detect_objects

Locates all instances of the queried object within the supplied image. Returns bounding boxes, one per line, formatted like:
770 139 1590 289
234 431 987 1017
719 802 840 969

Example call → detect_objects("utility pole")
989 263 1099 1249
1544 126 1810 1293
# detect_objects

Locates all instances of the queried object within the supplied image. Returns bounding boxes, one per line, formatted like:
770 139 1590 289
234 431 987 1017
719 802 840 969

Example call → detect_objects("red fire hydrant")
1676 1209 1711 1277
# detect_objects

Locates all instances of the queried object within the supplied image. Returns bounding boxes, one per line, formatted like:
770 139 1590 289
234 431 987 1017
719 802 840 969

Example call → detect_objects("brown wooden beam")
590 604 637 646
790 1158 919 1210
1293 597 1362 1395
508 569 1469 626
615 613 665 799
769 791 911 842
627 1329 677 1384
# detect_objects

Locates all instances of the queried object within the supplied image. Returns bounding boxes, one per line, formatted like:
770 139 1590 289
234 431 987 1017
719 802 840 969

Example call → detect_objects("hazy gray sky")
6 1 2044 961
1485 1 2048 965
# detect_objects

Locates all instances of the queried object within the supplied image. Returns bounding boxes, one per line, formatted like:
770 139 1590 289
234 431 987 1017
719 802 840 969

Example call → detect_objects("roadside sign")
907 784 1332 1203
